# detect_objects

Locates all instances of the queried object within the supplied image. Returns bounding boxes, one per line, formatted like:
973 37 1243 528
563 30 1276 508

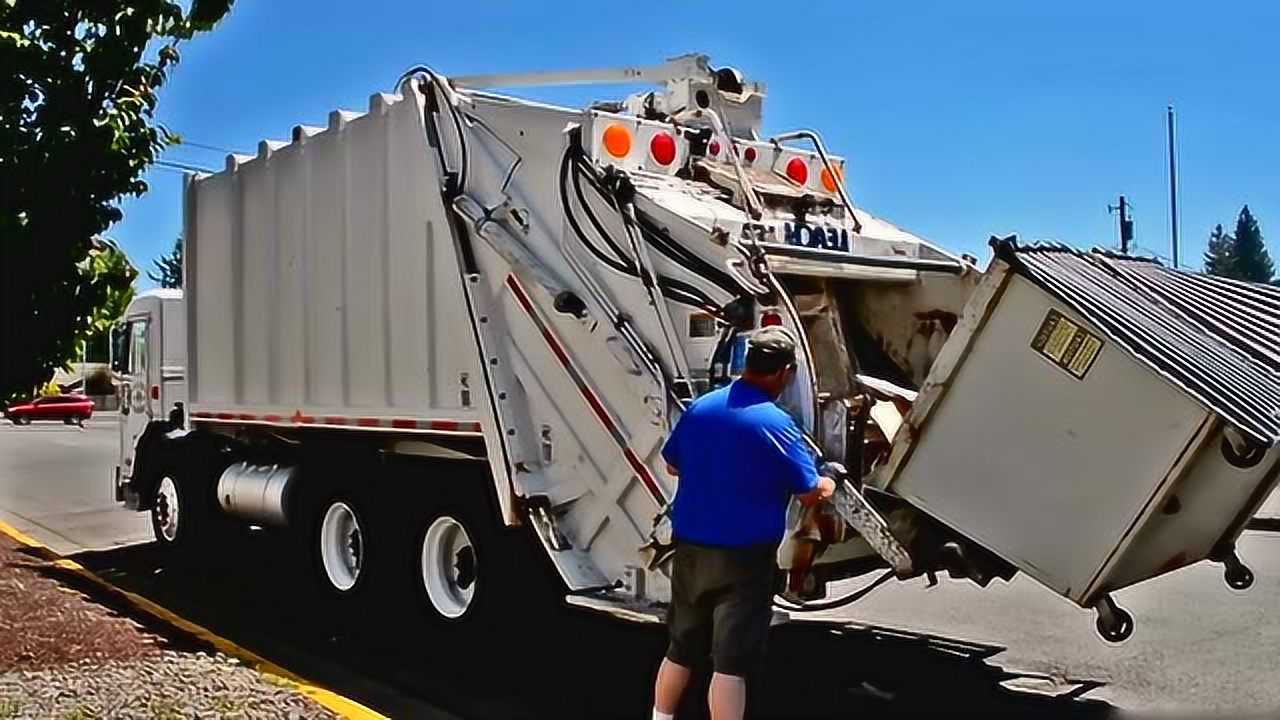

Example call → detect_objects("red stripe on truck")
190 409 480 435
504 274 667 507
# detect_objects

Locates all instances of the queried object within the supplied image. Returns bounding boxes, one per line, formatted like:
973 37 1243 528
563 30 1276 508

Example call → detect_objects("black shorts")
665 540 778 677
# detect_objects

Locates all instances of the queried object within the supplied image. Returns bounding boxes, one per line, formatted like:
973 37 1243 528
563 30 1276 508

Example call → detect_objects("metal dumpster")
874 237 1280 640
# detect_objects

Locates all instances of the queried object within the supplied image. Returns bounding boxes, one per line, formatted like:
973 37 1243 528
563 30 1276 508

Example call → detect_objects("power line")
155 159 217 173
171 139 244 155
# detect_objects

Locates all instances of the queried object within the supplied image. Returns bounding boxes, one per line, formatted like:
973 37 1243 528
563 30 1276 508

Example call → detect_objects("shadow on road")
63 533 1114 719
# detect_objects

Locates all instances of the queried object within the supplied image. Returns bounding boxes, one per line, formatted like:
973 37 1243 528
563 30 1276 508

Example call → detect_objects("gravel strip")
0 651 336 720
0 539 159 670
0 536 338 719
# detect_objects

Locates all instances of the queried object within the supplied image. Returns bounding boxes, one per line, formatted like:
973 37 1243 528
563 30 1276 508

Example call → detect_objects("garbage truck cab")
112 289 186 508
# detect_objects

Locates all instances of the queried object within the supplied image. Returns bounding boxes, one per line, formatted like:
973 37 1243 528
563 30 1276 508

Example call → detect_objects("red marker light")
785 157 808 185
743 146 757 164
150 385 160 400
650 132 677 166
708 139 721 156
761 311 783 327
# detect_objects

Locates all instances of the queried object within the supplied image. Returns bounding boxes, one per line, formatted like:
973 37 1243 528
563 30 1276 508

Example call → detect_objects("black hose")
635 213 744 299
773 569 896 613
570 153 743 301
400 66 469 193
560 146 723 313
569 151 636 271
558 146 636 276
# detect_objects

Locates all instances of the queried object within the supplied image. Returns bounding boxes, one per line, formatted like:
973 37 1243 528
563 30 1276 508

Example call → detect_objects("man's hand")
799 476 837 507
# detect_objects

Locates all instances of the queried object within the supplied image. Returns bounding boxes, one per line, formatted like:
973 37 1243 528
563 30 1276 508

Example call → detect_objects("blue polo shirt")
661 380 820 548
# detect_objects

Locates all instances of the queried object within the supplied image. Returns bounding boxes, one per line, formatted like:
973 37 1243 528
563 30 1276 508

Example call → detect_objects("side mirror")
110 322 129 374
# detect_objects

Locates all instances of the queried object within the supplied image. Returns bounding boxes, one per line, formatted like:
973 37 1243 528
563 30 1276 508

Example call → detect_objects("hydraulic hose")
773 569 895 613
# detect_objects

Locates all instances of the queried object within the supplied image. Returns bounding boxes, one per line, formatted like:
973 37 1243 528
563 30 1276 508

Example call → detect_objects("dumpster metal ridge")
991 237 1280 447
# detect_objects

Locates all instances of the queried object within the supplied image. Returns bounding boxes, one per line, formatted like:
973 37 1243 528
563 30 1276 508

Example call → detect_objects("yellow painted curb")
0 519 387 720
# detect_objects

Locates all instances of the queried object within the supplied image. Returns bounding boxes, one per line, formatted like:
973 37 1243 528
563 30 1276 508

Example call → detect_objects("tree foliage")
1203 224 1234 277
83 238 136 338
1203 206 1275 284
0 0 232 402
147 235 182 288
1231 205 1274 284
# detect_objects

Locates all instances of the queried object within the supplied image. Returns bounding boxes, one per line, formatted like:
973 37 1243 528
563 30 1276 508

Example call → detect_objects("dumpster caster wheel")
1225 564 1254 591
1094 595 1133 643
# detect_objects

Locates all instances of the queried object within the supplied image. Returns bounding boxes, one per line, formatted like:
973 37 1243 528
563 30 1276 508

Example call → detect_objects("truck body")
115 55 1280 642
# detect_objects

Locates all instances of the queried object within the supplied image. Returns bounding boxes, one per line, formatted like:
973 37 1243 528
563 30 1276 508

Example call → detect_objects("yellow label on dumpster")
1031 308 1104 379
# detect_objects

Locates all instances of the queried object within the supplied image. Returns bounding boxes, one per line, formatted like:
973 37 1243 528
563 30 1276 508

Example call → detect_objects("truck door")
117 315 154 480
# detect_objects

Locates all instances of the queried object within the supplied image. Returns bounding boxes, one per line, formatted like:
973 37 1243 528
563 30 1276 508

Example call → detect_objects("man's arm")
763 419 833 503
798 475 836 506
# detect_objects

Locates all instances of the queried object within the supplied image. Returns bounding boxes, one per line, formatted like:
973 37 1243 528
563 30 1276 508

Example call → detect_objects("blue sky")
114 0 1280 286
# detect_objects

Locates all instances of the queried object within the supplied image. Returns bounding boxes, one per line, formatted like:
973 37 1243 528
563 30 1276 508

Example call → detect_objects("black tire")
146 433 230 560
306 491 378 602
408 472 560 641
149 466 205 555
13 416 30 426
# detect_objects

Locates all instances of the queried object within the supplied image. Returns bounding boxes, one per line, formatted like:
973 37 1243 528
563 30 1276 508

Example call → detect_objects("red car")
4 394 94 426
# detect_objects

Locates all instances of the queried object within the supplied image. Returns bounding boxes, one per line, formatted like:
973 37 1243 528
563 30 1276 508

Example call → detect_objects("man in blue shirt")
651 326 836 720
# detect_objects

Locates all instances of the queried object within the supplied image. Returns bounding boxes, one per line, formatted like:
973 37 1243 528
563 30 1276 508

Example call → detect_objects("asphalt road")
2 418 1280 716
0 416 149 554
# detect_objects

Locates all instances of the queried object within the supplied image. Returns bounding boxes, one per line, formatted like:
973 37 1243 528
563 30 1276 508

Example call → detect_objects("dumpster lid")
993 237 1280 447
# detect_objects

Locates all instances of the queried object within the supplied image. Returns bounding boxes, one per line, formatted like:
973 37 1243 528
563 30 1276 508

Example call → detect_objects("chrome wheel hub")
319 501 363 592
421 515 477 619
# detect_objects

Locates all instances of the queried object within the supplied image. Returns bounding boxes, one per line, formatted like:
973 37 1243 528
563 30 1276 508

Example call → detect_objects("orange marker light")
603 124 631 158
820 165 842 193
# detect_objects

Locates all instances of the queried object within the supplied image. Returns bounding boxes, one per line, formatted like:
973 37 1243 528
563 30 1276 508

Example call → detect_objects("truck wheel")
418 512 483 622
313 496 373 598
411 481 557 635
151 472 203 552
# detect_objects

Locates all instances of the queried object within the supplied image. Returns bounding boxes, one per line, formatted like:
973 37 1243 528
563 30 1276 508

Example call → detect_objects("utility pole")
1109 195 1133 254
1167 104 1180 268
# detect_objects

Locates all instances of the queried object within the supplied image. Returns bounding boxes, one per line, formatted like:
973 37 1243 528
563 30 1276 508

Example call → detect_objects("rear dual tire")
303 481 491 626
313 496 373 598
416 508 484 625
410 480 560 640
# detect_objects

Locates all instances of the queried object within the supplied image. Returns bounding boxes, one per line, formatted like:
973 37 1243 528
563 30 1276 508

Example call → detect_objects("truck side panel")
185 91 481 423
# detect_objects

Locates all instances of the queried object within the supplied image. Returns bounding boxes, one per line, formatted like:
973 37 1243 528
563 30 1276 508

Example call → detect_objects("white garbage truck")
113 54 1280 642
